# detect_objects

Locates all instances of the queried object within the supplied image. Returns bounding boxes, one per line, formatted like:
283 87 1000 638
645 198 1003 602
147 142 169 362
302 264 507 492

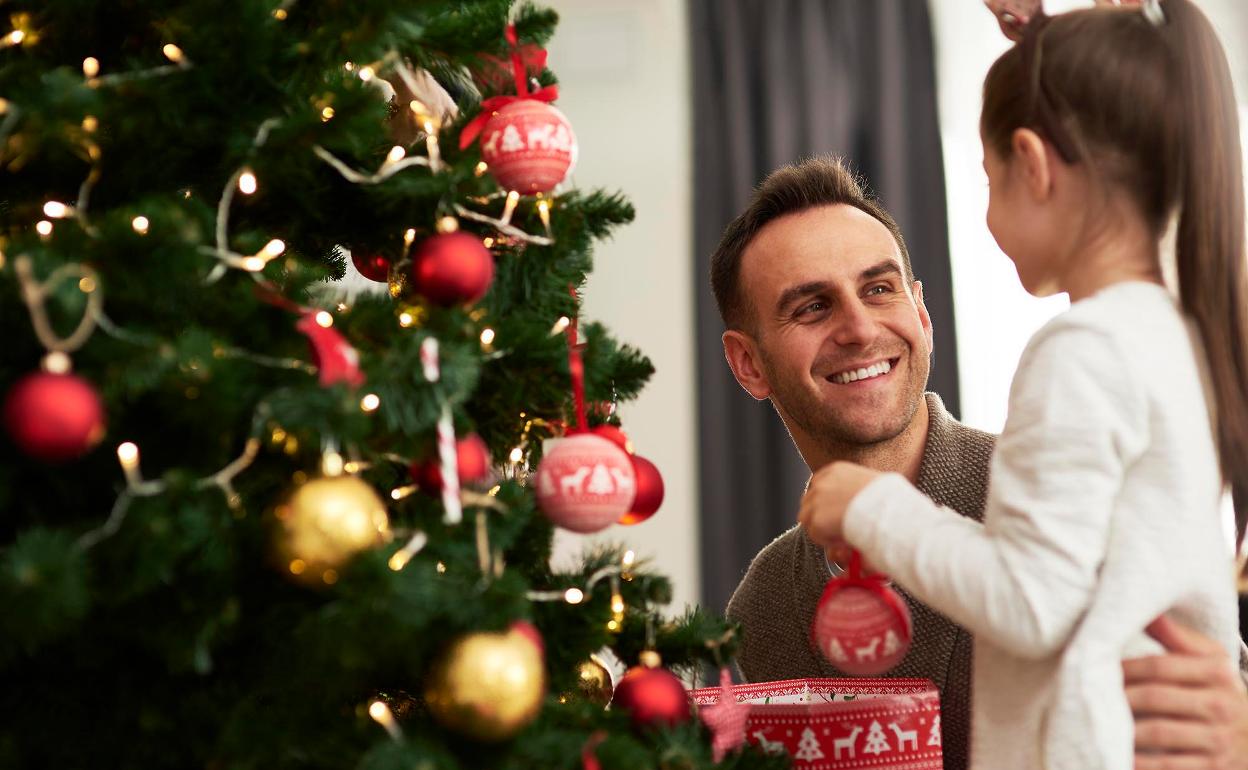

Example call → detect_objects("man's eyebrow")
775 281 831 314
860 260 902 281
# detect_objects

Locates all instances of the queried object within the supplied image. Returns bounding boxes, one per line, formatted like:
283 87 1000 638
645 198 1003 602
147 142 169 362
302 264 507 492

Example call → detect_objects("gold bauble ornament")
572 654 614 706
275 475 390 585
424 627 546 741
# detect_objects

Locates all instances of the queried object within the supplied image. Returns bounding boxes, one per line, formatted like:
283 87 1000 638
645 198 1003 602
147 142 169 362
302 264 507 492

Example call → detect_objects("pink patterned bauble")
535 433 634 533
812 580 912 676
479 100 577 194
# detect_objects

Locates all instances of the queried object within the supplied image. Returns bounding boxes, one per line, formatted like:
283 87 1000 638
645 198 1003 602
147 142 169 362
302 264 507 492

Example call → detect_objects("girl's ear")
1012 127 1054 202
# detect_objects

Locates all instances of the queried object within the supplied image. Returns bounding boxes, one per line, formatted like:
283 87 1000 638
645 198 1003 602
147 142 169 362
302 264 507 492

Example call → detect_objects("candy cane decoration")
420 337 462 524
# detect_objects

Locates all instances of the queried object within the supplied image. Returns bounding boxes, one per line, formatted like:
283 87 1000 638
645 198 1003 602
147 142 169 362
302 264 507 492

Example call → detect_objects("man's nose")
829 299 879 347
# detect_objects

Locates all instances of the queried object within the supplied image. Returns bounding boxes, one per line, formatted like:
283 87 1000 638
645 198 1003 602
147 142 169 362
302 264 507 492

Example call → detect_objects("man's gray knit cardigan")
726 394 994 770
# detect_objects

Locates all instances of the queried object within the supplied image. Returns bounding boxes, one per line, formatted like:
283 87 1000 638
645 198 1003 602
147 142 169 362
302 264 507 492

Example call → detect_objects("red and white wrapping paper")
689 678 941 770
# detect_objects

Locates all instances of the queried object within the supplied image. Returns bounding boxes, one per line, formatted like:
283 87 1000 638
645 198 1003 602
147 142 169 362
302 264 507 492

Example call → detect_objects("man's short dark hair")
709 155 915 331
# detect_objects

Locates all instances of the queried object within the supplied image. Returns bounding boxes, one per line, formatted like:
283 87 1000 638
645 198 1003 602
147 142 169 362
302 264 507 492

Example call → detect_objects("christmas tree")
0 2 787 768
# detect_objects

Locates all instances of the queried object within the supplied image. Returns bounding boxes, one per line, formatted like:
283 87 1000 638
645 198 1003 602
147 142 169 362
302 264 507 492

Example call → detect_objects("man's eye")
865 284 893 297
796 301 826 316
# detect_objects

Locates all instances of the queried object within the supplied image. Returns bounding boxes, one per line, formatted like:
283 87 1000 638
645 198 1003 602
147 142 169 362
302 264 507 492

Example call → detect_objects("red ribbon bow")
459 25 560 150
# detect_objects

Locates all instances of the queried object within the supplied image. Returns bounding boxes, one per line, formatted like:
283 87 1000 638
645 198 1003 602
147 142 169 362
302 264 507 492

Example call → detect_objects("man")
711 156 1248 770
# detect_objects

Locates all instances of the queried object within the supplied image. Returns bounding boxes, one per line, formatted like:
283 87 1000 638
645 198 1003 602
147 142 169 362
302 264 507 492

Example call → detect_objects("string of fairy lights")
3 11 650 616
2 12 673 746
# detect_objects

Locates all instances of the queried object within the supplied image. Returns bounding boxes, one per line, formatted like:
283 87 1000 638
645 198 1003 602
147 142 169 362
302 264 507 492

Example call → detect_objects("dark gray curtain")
692 0 959 612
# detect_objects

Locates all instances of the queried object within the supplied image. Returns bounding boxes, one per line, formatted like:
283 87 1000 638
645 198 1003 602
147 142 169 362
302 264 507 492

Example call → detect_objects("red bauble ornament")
612 665 691 730
590 424 631 454
509 619 545 657
812 565 912 676
411 231 495 306
351 250 393 283
3 371 105 462
480 100 577 194
618 455 664 526
410 433 492 493
535 433 634 533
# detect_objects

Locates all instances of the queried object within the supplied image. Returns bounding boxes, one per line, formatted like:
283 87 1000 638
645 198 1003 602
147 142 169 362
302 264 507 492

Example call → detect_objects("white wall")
543 0 701 613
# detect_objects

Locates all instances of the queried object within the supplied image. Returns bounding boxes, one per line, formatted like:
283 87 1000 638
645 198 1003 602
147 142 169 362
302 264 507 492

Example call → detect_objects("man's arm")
1125 616 1248 769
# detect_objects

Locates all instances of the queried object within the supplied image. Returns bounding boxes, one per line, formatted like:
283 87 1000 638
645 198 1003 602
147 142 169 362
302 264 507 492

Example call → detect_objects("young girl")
799 2 1248 769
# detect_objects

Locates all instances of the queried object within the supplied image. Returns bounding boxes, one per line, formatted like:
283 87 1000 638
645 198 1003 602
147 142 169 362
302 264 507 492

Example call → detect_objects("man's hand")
1125 615 1248 769
797 461 881 551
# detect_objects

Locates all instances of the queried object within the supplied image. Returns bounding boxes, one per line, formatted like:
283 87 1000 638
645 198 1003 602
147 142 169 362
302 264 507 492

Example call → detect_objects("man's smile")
826 356 900 385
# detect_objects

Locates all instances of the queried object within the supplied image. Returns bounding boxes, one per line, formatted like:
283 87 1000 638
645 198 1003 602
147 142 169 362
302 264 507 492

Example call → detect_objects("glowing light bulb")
238 170 257 195
509 446 524 464
565 588 585 604
388 551 411 571
242 257 265 272
474 161 488 177
263 239 285 257
321 450 344 477
321 106 335 121
398 312 414 328
436 216 459 234
42 201 69 219
131 216 149 234
314 311 333 328
82 57 100 78
551 316 571 336
117 442 139 468
82 115 98 133
162 44 184 63
43 351 71 374
360 393 380 412
35 220 53 236
386 145 406 163
480 328 495 346
6 30 25 45
358 65 375 82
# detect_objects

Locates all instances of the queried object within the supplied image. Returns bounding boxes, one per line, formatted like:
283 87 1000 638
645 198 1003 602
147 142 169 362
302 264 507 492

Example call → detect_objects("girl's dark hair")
982 0 1248 536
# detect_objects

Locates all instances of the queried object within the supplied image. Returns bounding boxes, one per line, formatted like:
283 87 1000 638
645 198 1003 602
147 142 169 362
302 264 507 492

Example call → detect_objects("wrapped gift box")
689 678 942 769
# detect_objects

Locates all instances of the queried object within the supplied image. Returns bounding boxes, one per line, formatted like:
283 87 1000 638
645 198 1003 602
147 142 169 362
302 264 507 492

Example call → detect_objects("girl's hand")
798 462 882 549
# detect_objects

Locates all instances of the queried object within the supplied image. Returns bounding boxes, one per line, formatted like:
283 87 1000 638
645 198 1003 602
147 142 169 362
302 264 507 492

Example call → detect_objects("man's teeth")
831 360 892 384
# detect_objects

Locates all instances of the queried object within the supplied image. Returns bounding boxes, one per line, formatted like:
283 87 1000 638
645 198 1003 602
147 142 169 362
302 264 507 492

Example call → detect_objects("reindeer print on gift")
889 721 918 752
833 725 863 759
751 729 787 756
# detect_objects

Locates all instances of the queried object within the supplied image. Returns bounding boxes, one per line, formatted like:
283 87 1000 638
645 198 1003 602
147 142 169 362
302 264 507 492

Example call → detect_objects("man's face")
727 205 933 454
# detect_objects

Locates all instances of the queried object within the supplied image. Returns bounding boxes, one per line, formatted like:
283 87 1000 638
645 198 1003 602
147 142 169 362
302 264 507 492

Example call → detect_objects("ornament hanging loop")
15 255 102 354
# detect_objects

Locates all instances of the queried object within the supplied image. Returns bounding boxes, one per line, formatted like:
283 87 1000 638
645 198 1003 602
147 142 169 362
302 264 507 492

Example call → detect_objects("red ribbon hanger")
459 25 560 149
565 284 587 434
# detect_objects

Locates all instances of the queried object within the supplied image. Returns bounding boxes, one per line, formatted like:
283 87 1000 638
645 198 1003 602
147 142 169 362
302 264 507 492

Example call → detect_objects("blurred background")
539 0 1248 614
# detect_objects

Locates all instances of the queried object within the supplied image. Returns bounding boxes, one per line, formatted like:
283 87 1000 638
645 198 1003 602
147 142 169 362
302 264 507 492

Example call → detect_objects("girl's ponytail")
1168 0 1248 539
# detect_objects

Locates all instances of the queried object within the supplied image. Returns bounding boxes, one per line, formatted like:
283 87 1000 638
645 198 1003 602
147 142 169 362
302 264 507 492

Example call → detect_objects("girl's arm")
842 324 1148 658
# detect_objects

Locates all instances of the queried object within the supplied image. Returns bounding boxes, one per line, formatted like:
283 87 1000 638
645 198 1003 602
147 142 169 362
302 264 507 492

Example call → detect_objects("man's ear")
912 280 934 351
1011 127 1054 202
723 330 772 400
